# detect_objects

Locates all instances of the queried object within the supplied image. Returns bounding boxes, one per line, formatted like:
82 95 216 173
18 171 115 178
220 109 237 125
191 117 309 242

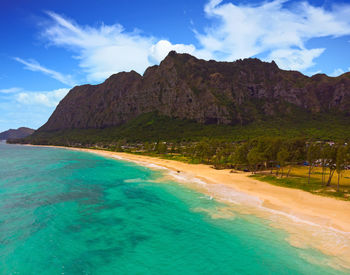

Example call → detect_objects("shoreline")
37 145 350 232
80 149 350 230
30 145 350 269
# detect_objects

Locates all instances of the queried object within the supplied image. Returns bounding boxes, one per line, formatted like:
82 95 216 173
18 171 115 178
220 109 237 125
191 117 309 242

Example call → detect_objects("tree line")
110 137 350 191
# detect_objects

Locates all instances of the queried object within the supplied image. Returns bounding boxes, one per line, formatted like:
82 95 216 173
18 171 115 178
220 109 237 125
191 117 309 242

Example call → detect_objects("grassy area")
288 166 350 187
251 173 350 201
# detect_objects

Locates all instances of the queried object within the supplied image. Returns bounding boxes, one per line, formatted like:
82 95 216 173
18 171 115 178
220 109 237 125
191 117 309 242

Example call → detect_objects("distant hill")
0 127 35 140
12 51 350 145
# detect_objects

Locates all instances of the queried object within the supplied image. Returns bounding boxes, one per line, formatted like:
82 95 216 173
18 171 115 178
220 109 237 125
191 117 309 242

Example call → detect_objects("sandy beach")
36 146 350 269
74 149 350 231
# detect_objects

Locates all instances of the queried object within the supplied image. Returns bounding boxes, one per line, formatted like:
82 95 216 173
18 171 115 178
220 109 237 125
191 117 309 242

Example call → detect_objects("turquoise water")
0 142 345 274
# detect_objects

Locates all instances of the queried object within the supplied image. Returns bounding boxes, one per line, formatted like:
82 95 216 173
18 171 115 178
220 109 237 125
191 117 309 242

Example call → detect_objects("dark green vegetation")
9 112 350 145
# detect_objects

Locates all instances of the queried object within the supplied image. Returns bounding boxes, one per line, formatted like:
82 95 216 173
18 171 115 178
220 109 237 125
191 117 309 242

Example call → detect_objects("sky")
1 0 350 132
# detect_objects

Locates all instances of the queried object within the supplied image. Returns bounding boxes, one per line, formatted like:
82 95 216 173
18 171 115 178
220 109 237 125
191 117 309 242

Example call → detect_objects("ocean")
0 142 346 274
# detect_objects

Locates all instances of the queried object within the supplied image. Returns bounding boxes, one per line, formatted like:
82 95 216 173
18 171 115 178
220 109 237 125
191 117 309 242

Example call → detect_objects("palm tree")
319 143 330 185
325 144 337 187
306 143 320 184
336 145 347 192
277 147 289 177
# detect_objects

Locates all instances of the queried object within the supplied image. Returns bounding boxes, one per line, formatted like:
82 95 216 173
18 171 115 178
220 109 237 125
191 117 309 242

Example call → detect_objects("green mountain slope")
11 112 350 146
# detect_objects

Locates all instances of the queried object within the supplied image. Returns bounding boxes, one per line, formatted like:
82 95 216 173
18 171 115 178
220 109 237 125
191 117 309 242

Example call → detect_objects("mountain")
13 51 350 145
38 51 350 133
0 127 35 140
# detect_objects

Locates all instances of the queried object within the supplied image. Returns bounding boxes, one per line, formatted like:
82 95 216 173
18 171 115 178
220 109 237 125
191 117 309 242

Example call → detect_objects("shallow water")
0 142 346 274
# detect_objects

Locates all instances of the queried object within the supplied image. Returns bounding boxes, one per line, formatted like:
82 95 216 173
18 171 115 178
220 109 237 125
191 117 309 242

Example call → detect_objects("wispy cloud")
16 88 70 107
13 57 75 86
42 11 155 81
330 68 345 77
0 87 70 131
40 11 195 82
34 1 350 81
195 0 350 71
0 87 23 94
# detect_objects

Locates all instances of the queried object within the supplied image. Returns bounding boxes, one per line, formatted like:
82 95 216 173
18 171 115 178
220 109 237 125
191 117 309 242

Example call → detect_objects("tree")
213 148 225 169
263 138 282 174
170 143 176 154
247 147 264 174
277 147 289 177
155 141 167 154
319 143 331 185
325 144 337 187
143 142 151 152
233 143 249 170
306 143 320 184
194 139 210 163
285 138 306 177
336 145 347 192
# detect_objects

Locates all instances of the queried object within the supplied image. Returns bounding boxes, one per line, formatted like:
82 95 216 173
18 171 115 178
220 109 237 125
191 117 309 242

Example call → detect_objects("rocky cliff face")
39 51 350 132
0 127 35 140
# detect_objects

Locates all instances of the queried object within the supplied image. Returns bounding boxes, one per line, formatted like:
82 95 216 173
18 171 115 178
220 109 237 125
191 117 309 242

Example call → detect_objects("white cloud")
149 40 196 63
330 68 345 77
0 87 23 94
195 0 350 71
40 12 198 82
266 48 325 71
13 57 75 86
36 1 350 82
0 88 70 131
16 88 70 107
42 12 155 81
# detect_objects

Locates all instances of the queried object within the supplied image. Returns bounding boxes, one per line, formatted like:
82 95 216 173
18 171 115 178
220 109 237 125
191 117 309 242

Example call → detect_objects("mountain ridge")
0 127 35 140
37 51 350 134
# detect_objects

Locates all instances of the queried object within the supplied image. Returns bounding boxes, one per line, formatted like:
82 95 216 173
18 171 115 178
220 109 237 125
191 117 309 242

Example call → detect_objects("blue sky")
1 0 350 132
